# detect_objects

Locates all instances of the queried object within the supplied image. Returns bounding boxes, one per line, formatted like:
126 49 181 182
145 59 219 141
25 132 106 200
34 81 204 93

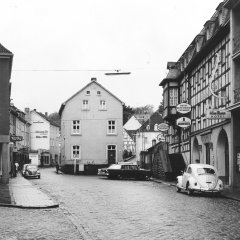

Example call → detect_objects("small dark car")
106 163 152 180
22 164 41 179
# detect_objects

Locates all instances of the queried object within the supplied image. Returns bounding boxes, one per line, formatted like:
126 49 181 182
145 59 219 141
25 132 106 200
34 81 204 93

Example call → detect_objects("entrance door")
107 145 116 165
206 143 211 165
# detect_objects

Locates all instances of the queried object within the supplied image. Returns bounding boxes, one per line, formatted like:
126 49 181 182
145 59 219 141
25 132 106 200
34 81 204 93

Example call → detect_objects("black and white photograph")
1 0 240 239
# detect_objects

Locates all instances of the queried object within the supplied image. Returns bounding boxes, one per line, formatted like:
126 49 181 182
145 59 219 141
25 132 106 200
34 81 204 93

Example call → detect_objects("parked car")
22 164 41 179
176 164 223 195
100 163 152 180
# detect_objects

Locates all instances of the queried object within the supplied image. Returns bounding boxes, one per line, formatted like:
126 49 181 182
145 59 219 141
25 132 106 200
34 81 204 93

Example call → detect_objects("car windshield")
27 166 38 171
108 164 121 170
197 167 215 175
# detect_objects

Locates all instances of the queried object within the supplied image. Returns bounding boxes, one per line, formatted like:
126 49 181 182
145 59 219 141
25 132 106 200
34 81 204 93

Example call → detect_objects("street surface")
1 168 240 240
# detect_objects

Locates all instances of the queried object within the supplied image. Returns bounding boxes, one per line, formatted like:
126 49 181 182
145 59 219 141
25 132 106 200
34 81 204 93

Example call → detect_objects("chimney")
91 77 97 82
45 112 48 117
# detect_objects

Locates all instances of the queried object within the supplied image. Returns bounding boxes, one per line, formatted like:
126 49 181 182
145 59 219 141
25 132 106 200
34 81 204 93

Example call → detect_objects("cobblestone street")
1 168 240 240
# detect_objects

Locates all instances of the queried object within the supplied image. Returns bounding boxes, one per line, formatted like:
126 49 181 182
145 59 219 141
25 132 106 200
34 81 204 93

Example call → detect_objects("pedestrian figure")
15 162 19 176
56 162 59 174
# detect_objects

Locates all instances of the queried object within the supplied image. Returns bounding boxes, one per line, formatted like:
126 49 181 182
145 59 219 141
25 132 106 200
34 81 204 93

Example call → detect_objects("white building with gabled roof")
59 78 123 174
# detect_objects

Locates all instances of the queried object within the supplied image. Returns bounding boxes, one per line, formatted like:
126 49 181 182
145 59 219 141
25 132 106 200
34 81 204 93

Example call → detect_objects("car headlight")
26 172 29 175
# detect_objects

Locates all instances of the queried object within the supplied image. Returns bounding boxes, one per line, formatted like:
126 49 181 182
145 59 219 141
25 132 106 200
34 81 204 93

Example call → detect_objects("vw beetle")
176 164 223 195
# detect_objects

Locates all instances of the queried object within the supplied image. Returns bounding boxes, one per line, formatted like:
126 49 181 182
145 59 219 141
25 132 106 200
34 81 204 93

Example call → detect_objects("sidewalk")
151 178 240 202
0 174 59 208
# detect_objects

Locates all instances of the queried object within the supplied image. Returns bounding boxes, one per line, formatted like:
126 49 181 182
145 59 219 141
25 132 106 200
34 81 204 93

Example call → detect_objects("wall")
30 111 50 151
61 81 123 167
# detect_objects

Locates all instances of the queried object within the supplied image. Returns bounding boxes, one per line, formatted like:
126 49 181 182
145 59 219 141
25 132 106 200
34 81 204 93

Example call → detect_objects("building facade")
0 43 13 183
135 111 164 164
160 0 240 188
59 78 123 174
29 109 60 166
9 104 31 172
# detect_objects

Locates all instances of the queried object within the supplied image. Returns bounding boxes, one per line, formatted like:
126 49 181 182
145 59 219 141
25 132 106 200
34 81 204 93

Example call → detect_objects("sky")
1 0 222 114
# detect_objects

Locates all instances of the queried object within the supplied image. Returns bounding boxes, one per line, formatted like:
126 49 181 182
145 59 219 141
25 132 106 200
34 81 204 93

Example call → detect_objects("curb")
151 178 240 202
0 202 59 209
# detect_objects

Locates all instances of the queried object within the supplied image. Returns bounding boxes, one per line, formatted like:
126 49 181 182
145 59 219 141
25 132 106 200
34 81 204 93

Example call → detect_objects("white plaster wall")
135 131 160 161
61 82 123 165
30 112 50 151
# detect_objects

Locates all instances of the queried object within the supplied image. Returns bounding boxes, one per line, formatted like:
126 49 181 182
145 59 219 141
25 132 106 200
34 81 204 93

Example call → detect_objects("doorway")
217 129 229 185
107 145 116 165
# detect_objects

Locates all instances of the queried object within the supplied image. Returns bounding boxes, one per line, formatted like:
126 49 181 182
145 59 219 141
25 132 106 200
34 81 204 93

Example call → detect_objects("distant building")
135 111 164 164
9 105 31 171
123 115 142 131
123 129 136 155
0 43 13 183
29 109 60 166
59 78 123 174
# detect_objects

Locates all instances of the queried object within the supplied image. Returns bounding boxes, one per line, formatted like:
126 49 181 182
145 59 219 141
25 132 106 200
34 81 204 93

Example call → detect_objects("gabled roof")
139 111 164 132
59 79 124 116
0 43 13 55
31 110 60 128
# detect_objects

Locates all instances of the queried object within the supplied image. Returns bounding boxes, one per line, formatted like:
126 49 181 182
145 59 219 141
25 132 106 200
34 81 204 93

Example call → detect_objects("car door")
182 166 192 188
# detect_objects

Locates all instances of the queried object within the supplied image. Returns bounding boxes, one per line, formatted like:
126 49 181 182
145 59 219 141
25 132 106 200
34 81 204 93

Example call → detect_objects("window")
72 145 80 159
154 124 158 131
82 100 89 110
99 100 107 110
108 120 116 134
97 91 101 95
86 91 90 95
169 88 178 106
72 120 81 134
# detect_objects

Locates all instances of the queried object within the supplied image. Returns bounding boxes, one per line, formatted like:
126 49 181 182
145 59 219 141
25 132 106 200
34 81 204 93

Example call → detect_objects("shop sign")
176 103 191 114
206 109 231 119
157 123 169 132
157 133 165 142
10 135 23 142
201 134 211 144
176 117 191 128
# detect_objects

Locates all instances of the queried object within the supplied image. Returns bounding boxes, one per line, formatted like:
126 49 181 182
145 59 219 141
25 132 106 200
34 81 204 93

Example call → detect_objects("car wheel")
186 182 193 196
176 187 181 193
187 188 194 196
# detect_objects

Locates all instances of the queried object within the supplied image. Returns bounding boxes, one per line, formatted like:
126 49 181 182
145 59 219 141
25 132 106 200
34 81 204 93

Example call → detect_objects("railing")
234 87 240 104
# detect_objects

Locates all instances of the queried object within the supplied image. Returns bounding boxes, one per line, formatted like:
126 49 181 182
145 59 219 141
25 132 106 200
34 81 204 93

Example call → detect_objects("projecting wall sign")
176 103 191 114
176 117 191 128
157 123 169 132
